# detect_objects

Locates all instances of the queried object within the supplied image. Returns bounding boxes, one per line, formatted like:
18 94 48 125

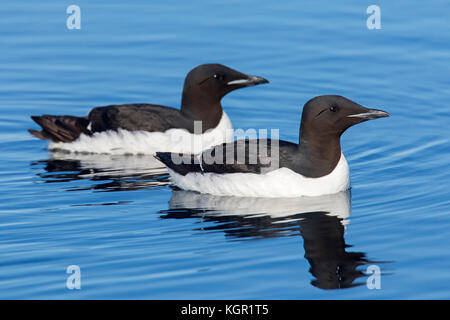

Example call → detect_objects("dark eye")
329 105 338 112
213 74 225 81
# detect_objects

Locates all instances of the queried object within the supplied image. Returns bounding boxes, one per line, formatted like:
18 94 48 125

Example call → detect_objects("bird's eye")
213 74 225 81
329 105 338 112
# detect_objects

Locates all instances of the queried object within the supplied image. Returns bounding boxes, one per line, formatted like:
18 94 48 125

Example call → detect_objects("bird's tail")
29 115 90 143
155 152 202 176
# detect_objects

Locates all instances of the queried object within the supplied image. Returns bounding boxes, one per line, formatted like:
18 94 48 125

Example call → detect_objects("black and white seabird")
29 64 268 155
156 95 390 197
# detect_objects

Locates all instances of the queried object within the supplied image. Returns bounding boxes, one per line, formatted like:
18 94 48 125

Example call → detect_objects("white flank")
48 112 233 155
168 153 350 198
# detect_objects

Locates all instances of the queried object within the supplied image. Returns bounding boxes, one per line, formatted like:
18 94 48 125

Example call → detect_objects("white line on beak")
347 113 376 118
227 79 251 86
347 109 390 119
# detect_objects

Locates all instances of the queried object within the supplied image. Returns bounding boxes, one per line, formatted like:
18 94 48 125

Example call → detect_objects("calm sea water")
0 0 449 299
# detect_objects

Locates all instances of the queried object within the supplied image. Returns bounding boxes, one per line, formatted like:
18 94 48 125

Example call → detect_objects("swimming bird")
29 64 268 155
156 95 390 197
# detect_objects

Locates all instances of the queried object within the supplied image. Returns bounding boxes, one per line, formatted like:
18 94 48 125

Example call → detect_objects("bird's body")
164 152 350 197
157 95 390 197
47 110 233 155
29 64 268 155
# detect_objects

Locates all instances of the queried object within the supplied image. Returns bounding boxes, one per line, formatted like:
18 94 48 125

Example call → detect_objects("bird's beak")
347 108 390 120
227 75 269 87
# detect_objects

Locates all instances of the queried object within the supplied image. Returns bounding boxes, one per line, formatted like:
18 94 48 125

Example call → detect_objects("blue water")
1 0 449 299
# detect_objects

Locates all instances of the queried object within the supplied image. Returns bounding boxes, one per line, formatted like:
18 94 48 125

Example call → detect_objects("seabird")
156 95 390 197
29 64 268 155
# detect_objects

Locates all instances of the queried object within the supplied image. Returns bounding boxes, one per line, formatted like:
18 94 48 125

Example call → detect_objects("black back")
88 104 194 133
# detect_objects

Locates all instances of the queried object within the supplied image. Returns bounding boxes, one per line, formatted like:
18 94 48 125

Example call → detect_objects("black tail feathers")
29 115 90 143
155 152 201 176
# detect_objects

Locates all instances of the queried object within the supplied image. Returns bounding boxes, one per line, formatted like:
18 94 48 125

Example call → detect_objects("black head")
183 63 269 99
180 64 268 127
300 95 390 138
293 95 390 178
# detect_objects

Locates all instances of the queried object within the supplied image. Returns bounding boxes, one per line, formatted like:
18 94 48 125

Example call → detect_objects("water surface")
0 0 449 299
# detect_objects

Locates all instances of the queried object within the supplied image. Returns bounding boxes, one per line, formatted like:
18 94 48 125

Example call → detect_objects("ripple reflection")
31 151 169 192
161 190 384 289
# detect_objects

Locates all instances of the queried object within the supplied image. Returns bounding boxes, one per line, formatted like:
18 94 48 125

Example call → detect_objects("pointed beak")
227 75 269 87
347 108 390 120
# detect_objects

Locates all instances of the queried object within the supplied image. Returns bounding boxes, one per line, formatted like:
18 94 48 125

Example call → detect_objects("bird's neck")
297 128 342 177
180 90 223 131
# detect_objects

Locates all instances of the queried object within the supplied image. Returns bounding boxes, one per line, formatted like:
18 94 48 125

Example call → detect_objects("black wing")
88 104 194 133
156 139 301 176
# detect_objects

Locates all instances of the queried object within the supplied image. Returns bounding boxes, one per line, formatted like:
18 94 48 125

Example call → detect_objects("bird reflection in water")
161 190 379 290
31 152 382 289
31 151 169 192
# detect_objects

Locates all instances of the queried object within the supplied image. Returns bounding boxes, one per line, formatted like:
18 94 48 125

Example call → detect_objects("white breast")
168 153 350 197
48 112 233 155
